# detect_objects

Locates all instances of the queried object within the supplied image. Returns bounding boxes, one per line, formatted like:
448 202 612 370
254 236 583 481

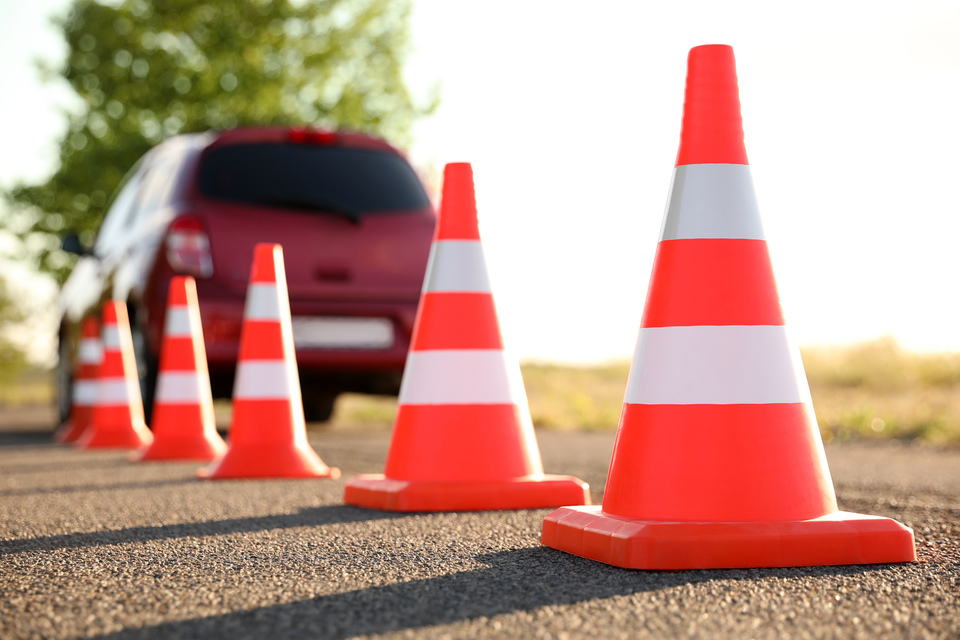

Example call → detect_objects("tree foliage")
6 0 426 283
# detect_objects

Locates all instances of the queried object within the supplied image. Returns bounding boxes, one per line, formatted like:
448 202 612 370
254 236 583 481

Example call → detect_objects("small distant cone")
541 45 916 570
54 317 102 443
199 244 339 479
76 301 154 450
344 162 590 511
135 276 226 461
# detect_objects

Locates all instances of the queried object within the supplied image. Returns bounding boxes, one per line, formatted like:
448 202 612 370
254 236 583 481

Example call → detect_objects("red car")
58 127 436 423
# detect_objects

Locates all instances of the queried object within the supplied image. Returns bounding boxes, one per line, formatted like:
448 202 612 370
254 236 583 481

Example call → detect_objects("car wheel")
130 319 158 425
56 330 73 425
302 393 337 423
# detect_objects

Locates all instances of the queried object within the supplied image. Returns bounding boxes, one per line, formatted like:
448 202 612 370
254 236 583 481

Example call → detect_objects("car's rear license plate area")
291 317 394 349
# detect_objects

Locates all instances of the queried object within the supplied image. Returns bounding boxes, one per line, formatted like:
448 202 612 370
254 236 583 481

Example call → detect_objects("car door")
59 156 147 324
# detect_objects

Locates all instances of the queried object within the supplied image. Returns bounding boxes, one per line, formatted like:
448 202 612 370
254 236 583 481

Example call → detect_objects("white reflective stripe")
102 326 121 349
244 284 282 321
398 349 529 405
164 307 193 337
99 379 134 404
233 361 294 399
624 325 812 405
73 380 98 405
78 338 102 364
659 164 765 241
155 371 204 403
422 241 492 293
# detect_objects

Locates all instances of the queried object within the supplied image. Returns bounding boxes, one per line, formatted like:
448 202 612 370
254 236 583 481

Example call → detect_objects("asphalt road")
1 409 957 639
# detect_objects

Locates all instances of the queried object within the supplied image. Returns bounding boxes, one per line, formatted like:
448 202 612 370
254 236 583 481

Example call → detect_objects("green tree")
5 0 428 283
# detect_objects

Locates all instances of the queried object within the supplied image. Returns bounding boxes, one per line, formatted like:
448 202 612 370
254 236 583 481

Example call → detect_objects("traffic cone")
76 301 154 450
199 244 339 479
541 45 916 569
344 162 590 511
54 316 102 443
135 276 226 461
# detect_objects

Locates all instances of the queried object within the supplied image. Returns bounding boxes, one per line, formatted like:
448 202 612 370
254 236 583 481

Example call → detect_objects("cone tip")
251 243 282 283
689 43 734 58
101 300 125 325
168 275 196 307
676 43 748 167
437 162 480 241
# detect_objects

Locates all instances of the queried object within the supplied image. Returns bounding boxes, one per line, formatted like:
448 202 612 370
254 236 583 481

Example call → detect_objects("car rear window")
197 143 431 216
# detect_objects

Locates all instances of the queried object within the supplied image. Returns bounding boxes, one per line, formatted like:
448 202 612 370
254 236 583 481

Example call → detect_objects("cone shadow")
0 431 62 449
90 547 894 640
0 477 196 498
0 505 404 555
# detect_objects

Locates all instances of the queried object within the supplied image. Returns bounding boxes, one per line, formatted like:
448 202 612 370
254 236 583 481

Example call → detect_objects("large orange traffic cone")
76 301 154 450
541 45 916 570
135 276 226 461
344 163 590 511
54 316 102 443
199 244 338 479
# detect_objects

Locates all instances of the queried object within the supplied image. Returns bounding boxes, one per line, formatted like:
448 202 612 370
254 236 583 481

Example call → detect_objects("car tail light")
288 128 337 145
165 216 213 277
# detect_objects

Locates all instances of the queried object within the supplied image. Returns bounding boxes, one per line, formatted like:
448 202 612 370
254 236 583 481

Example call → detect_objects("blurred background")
1 0 958 442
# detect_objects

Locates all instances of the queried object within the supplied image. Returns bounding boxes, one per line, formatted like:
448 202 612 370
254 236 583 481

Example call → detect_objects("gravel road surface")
1 410 957 639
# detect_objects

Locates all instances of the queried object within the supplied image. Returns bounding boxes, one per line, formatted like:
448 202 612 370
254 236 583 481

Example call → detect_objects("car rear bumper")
196 296 416 397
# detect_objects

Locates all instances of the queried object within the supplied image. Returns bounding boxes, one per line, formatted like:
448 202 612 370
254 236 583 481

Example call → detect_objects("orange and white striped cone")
541 45 915 569
199 244 339 479
54 316 102 444
76 301 154 450
344 162 590 511
135 276 226 461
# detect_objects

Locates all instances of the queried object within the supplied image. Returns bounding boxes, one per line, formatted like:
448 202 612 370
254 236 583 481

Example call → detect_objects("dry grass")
803 338 960 445
0 369 55 407
6 339 959 445
522 339 960 445
521 362 630 431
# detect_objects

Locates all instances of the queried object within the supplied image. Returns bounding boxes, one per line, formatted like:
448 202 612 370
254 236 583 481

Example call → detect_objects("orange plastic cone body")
54 317 102 443
135 276 226 461
199 244 338 479
344 163 590 511
541 45 916 570
76 302 154 450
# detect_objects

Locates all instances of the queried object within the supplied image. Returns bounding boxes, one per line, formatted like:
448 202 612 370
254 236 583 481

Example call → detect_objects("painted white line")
422 241 492 293
102 327 122 350
78 338 102 364
98 379 138 405
399 349 529 405
660 164 765 241
164 307 194 337
73 380 98 405
233 361 295 399
624 325 812 405
243 284 284 321
155 371 206 403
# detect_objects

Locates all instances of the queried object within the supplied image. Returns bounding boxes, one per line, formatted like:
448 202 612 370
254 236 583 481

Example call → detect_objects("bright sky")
2 0 959 364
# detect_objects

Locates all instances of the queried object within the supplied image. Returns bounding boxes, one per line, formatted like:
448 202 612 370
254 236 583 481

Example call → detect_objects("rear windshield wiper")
248 193 361 225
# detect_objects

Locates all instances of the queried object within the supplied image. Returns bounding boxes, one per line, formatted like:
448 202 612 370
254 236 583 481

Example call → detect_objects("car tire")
56 329 73 425
302 393 337 423
130 319 158 426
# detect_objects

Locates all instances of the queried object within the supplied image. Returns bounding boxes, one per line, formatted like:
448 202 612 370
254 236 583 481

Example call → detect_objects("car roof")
201 127 404 156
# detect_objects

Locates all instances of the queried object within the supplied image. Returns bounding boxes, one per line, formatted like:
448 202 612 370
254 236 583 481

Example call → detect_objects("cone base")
53 420 83 444
76 427 153 450
54 407 94 444
344 474 590 512
541 506 916 570
198 443 340 480
136 437 227 462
